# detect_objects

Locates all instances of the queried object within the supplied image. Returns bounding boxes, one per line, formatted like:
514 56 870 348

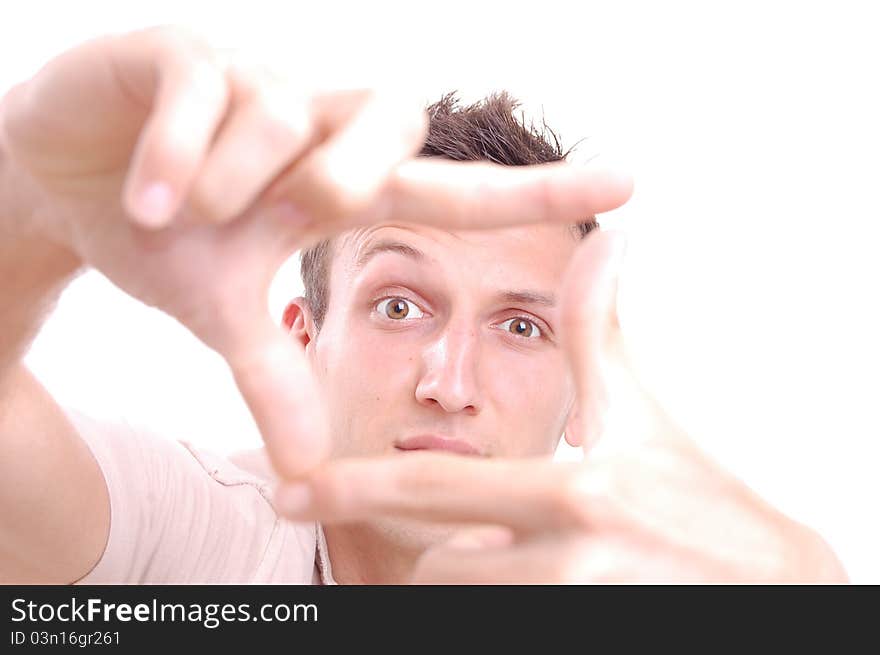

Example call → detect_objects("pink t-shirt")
66 409 335 585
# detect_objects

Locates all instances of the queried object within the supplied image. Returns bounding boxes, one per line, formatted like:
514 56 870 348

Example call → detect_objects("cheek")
315 320 422 438
489 347 570 409
336 328 420 395
486 347 572 453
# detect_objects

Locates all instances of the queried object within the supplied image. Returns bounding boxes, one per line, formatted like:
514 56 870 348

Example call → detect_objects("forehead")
335 222 581 286
321 223 585 312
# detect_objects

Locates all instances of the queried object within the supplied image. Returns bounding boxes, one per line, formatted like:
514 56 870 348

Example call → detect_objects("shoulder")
65 409 318 583
227 446 278 484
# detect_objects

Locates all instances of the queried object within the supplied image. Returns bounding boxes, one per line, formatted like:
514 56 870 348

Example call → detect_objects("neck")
323 523 423 585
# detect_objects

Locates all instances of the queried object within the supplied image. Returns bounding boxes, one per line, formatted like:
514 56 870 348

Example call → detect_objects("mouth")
394 434 484 457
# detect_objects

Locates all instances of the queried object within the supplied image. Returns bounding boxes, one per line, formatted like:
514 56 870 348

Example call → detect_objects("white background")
4 1 878 581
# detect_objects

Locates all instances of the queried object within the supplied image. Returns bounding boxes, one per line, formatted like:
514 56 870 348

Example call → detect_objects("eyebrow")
354 238 556 307
355 239 425 270
497 290 556 307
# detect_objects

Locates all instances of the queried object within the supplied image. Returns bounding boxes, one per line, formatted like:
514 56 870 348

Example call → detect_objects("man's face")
310 221 580 458
304 222 581 545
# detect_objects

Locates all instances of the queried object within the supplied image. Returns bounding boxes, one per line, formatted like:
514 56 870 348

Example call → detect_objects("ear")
282 297 316 349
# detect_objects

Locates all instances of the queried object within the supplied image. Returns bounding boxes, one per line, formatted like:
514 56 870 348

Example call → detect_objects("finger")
148 196 329 480
559 229 627 450
275 454 600 531
261 88 428 229
560 230 692 456
412 537 590 584
374 157 633 232
252 97 630 239
186 66 314 223
280 157 634 239
413 535 701 583
221 316 332 479
119 29 230 228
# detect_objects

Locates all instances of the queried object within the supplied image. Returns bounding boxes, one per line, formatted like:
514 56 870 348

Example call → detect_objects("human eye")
374 296 425 320
497 317 543 339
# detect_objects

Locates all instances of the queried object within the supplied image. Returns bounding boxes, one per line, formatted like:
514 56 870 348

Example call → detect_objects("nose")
415 325 482 415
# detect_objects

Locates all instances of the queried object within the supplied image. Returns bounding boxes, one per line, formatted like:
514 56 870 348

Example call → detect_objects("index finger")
258 113 632 240
379 157 633 231
275 453 596 532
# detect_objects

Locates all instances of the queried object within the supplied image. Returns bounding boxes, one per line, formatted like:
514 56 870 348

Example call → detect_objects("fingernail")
595 163 634 190
578 155 634 190
133 182 174 228
264 200 312 227
275 482 313 517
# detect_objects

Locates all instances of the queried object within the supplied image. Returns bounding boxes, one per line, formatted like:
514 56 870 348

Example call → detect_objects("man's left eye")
498 318 542 339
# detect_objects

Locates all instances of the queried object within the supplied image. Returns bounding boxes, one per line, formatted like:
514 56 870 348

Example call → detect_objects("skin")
278 230 851 583
0 26 630 583
283 221 584 582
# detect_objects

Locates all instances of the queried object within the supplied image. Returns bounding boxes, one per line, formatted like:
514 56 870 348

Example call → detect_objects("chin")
368 517 462 553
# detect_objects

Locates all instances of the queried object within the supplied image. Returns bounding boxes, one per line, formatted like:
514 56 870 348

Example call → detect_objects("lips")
394 434 483 456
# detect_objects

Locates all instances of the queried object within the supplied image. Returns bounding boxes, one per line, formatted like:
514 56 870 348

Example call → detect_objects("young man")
0 27 846 584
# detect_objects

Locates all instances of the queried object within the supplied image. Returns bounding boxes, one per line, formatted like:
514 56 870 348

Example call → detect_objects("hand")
277 230 848 582
1 26 632 479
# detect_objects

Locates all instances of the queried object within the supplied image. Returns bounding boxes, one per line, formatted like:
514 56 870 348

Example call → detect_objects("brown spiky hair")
300 91 597 332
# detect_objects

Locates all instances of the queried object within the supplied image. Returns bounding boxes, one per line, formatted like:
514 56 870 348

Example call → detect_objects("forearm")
0 92 108 584
0 94 82 374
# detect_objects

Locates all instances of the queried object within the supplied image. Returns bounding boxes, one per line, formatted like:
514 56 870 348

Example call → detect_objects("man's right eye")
375 297 425 320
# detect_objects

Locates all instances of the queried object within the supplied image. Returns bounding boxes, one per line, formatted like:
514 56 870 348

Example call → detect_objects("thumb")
561 230 693 458
559 229 627 453
223 317 331 480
